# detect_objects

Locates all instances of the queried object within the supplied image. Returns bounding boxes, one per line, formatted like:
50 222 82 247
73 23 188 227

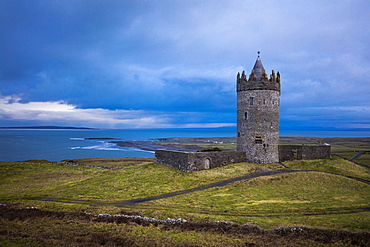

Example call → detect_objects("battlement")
236 69 280 92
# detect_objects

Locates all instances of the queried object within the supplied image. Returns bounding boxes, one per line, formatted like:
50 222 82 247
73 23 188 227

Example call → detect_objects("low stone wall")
155 150 246 172
155 150 190 172
279 144 331 162
156 144 331 171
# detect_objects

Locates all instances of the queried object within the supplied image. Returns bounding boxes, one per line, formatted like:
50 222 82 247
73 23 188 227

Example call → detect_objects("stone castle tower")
156 52 330 171
236 52 281 163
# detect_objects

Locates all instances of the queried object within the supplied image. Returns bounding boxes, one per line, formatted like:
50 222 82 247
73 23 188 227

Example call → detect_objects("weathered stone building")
155 52 331 171
236 52 280 163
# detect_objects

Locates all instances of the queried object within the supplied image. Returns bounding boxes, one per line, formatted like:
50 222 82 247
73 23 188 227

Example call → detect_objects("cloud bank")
1 0 369 129
0 94 235 129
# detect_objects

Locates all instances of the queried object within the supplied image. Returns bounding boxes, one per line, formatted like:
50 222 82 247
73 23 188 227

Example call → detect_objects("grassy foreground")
1 157 370 246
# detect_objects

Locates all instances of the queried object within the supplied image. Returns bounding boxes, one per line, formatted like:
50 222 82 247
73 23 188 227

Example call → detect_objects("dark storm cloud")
0 0 369 129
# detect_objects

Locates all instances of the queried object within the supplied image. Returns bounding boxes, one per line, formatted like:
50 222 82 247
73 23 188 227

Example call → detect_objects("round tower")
236 52 280 163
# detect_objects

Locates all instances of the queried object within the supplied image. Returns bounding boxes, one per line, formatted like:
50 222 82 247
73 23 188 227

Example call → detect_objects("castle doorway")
204 158 211 169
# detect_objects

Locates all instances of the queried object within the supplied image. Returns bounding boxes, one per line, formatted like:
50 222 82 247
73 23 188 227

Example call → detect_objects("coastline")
111 137 238 152
111 136 370 154
111 140 198 152
1 127 369 162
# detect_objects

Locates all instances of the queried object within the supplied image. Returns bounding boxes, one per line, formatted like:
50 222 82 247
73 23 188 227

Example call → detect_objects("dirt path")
18 168 370 209
18 169 306 206
118 169 307 205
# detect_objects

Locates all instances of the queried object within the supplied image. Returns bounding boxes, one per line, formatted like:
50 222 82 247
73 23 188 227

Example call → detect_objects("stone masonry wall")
301 145 331 160
155 150 189 172
237 89 280 163
156 145 331 172
155 150 246 172
279 144 331 162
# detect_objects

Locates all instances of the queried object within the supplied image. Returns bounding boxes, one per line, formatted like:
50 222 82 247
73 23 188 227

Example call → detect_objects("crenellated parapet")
237 69 280 93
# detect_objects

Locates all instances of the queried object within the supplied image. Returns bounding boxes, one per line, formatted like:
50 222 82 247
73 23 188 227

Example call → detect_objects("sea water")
0 128 234 161
0 128 369 162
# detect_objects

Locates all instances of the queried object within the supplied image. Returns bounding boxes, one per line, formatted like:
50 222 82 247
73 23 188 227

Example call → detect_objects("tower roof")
251 51 265 80
237 51 280 93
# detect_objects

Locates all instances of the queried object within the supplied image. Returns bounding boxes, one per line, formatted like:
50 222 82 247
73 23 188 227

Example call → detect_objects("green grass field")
1 160 369 245
1 157 369 231
1 137 369 245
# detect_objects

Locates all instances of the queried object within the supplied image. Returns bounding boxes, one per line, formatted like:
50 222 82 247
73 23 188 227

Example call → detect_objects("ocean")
0 128 369 162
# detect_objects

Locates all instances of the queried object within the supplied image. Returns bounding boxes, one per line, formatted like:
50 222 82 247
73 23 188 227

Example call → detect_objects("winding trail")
19 169 305 206
119 169 307 205
349 151 370 162
17 168 370 209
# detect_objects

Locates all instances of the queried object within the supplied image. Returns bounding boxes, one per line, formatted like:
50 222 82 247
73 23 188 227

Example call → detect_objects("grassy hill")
0 156 369 246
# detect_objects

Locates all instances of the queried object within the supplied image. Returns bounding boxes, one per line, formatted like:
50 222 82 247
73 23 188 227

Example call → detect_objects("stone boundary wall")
155 150 189 172
155 150 246 172
156 145 331 172
279 144 331 162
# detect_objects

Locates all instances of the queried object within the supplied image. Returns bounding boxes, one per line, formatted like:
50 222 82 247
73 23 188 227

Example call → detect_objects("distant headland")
0 126 94 130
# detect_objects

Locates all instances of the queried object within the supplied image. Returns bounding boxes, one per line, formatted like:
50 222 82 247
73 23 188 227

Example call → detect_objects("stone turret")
237 53 280 92
236 52 280 163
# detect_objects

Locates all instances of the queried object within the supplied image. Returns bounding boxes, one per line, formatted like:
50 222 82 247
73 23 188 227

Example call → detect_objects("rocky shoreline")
111 137 237 152
111 140 196 152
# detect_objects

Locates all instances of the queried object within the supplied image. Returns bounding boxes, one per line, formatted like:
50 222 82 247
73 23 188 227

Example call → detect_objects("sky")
0 0 369 130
